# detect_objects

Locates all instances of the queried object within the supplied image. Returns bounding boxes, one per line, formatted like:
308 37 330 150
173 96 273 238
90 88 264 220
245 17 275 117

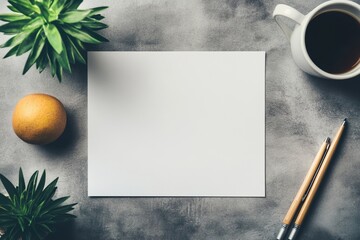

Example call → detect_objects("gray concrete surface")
0 0 359 239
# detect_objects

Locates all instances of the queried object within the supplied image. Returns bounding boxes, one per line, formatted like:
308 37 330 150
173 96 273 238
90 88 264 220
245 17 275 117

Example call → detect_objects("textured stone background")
0 0 360 239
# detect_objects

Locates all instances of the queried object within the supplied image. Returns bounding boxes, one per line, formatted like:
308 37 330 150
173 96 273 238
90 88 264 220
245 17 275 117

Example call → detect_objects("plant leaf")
47 49 57 77
4 225 21 240
35 2 50 22
65 38 75 64
40 223 53 233
0 174 17 198
66 0 83 10
8 5 20 13
82 27 109 43
88 6 108 16
18 168 25 194
0 29 35 48
0 192 12 205
0 20 30 34
81 18 108 30
56 64 63 82
35 170 46 197
16 30 38 56
46 196 69 211
50 0 67 14
36 49 48 73
90 14 105 20
55 41 71 72
17 216 25 232
8 0 40 16
66 36 85 64
22 17 43 31
39 0 52 8
0 13 30 22
50 203 77 215
62 25 103 44
40 177 58 202
60 9 91 23
43 24 63 54
23 30 46 74
26 171 39 201
3 45 19 58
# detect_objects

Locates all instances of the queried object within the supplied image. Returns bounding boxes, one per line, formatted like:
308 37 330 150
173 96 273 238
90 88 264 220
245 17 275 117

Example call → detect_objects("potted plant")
0 169 76 240
0 0 109 81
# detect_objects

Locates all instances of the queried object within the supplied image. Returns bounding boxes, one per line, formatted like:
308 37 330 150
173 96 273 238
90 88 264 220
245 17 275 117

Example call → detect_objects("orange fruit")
12 93 67 145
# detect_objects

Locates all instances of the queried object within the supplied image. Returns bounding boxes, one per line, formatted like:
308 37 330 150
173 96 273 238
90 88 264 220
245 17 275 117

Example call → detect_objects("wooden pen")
276 137 330 240
288 119 347 240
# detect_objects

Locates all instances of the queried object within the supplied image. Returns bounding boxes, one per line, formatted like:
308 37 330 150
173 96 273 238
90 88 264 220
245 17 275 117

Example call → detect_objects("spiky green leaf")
56 64 63 81
0 192 12 205
0 19 29 34
66 0 83 10
26 171 39 201
0 13 30 22
55 41 71 72
50 203 77 215
40 177 58 202
0 169 76 238
62 24 105 44
39 0 52 8
23 29 46 74
22 17 43 31
65 39 75 64
7 5 20 13
88 6 108 16
50 0 67 14
66 36 85 64
35 170 46 198
0 174 17 198
8 0 40 16
1 29 34 48
36 50 48 73
18 168 25 194
91 14 105 20
46 196 70 211
3 45 19 58
0 0 108 81
35 3 50 22
47 49 57 77
43 24 63 54
83 27 108 42
60 9 91 23
16 30 38 56
81 18 108 30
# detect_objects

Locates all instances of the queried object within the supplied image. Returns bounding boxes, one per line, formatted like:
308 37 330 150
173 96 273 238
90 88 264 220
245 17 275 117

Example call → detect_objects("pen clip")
302 139 331 202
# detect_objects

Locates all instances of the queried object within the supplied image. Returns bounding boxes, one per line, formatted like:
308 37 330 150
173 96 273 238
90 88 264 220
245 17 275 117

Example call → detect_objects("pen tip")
343 118 347 126
325 137 330 143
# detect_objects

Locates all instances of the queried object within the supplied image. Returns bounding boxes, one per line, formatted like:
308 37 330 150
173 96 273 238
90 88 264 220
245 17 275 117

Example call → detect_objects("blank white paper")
88 51 265 197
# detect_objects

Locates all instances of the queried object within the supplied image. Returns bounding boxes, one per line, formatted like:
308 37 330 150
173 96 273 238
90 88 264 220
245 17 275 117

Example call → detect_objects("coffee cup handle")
273 4 305 40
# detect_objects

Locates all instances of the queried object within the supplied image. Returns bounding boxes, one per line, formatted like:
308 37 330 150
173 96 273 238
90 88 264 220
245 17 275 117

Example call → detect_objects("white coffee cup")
273 0 360 80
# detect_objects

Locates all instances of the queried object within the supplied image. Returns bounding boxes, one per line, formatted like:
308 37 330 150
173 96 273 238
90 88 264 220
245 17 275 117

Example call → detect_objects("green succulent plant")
0 0 109 81
0 169 76 240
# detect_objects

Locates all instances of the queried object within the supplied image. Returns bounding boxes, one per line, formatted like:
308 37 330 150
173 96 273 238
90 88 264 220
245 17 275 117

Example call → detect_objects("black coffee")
305 11 360 74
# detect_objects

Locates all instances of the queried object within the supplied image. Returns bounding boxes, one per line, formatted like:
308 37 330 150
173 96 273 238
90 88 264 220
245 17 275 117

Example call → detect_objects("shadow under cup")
304 7 360 76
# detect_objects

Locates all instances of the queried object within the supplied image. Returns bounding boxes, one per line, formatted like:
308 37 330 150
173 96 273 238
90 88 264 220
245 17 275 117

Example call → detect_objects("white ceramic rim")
300 0 360 80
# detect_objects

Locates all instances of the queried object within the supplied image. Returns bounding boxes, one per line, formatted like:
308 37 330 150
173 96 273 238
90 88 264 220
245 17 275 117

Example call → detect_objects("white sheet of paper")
88 51 265 197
